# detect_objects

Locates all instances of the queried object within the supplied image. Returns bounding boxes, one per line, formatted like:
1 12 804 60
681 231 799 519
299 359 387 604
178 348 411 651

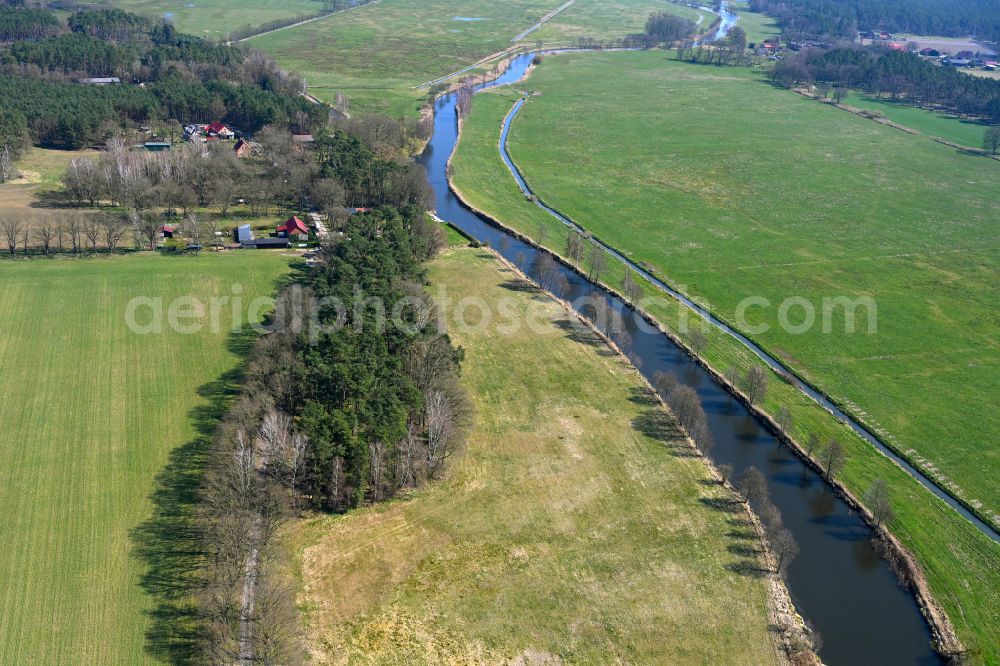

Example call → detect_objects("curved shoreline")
495 66 999 542
439 56 967 659
445 145 964 661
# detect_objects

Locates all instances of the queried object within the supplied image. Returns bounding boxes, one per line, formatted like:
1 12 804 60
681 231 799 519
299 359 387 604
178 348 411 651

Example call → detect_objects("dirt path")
511 0 578 42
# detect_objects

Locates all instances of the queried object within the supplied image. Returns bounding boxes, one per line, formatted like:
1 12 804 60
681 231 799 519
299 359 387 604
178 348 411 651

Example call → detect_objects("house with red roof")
205 121 235 139
277 216 310 240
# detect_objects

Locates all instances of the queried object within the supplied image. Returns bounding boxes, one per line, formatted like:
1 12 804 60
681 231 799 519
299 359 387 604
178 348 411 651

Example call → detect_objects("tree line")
749 0 1000 43
771 46 1000 122
0 6 323 149
0 4 60 42
197 206 467 661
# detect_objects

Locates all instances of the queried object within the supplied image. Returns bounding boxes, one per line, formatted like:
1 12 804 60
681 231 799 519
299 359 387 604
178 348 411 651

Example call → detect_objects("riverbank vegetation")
0 252 292 663
449 56 1000 660
284 245 789 663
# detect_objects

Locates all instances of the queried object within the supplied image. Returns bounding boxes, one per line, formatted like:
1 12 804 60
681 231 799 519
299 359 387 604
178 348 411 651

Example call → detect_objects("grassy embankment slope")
450 54 1000 661
253 0 703 117
0 252 291 663
286 246 785 664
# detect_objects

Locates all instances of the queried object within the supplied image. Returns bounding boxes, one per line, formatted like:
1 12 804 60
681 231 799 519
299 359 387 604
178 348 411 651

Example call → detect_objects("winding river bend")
419 52 942 665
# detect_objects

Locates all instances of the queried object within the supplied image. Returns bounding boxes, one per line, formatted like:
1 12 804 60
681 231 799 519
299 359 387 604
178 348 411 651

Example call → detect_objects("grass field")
286 246 785 664
254 0 703 116
0 252 291 663
0 148 103 224
843 92 990 147
450 60 1000 661
253 0 565 116
527 0 705 44
502 52 1000 523
729 0 779 44
103 0 326 37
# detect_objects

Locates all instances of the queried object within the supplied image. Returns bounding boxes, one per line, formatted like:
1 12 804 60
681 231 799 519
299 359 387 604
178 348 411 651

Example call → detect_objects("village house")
205 122 235 139
276 216 310 240
233 137 255 157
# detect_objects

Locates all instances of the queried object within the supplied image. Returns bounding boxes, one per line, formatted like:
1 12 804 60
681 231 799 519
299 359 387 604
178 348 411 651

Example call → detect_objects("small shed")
235 224 253 244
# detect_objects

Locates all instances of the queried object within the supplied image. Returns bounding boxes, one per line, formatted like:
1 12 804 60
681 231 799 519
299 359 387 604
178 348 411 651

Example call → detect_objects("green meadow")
286 246 784 664
450 55 1000 660
105 0 325 37
502 51 1000 524
843 91 990 148
0 252 291 663
527 0 705 45
253 0 705 117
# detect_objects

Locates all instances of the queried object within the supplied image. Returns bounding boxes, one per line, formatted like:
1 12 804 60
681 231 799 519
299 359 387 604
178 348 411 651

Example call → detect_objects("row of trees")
197 207 467 661
0 5 60 42
0 7 323 148
749 0 1000 43
771 47 1000 122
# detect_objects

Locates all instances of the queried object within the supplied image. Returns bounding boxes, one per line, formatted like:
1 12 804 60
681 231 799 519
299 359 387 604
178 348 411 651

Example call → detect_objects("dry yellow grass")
286 247 783 665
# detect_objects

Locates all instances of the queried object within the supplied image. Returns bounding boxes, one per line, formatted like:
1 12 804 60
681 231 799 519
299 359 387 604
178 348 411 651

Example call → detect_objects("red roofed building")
205 122 235 139
277 216 310 240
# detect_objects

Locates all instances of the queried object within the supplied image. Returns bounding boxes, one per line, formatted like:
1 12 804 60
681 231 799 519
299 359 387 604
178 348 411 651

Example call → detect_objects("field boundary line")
511 0 578 42
488 85 1000 540
237 0 380 42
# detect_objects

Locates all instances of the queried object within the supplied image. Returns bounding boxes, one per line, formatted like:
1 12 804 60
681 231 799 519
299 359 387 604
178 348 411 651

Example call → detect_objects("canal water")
418 51 942 665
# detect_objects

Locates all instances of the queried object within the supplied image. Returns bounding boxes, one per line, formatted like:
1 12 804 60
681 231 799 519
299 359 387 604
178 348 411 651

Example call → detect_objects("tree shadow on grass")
631 408 698 457
130 325 259 664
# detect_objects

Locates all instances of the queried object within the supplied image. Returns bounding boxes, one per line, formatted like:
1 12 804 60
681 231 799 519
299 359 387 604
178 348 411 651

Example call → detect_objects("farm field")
526 0 705 45
843 92 990 147
498 51 1000 523
0 252 291 663
104 0 325 37
285 245 784 664
252 0 565 117
253 0 703 117
450 64 1000 660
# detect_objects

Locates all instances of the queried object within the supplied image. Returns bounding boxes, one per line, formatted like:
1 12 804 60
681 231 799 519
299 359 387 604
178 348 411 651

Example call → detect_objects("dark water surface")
418 52 942 665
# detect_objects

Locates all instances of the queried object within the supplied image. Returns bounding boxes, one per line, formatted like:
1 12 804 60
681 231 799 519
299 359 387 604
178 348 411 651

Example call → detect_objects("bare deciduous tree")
771 526 799 574
737 466 767 504
864 478 895 528
718 463 733 485
2 218 22 256
586 242 607 281
806 432 820 456
775 405 792 434
744 365 769 405
820 440 846 481
623 266 642 303
690 328 707 356
83 216 101 252
102 215 127 253
565 230 585 265
983 126 1000 155
653 370 678 399
34 221 56 256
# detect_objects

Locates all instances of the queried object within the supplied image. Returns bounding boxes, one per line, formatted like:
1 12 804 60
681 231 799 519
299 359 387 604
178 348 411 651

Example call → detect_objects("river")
418 49 943 665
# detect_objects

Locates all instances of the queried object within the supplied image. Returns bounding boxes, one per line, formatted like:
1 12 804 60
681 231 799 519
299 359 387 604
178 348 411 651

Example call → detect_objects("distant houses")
79 77 121 85
184 122 237 142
